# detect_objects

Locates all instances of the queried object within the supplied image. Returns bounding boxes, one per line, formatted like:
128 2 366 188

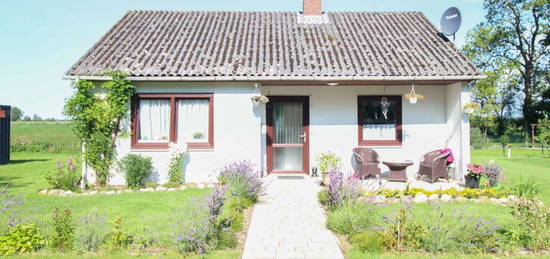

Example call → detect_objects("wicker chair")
352 147 381 179
417 150 450 183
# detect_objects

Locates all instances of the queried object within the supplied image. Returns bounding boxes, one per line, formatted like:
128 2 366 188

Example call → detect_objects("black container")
464 175 480 189
0 105 10 165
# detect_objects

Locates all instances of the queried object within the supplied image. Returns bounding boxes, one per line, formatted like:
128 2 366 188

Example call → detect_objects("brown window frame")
131 93 214 149
357 95 402 146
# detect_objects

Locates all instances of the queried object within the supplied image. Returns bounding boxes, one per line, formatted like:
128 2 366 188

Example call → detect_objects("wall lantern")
404 83 424 104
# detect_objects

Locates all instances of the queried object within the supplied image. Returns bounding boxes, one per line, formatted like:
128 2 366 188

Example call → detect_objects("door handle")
301 132 307 143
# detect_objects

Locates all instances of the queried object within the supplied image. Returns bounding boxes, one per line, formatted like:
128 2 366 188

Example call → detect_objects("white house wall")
85 81 470 186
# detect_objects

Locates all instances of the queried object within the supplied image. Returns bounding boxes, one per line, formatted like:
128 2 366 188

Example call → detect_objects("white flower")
169 142 187 158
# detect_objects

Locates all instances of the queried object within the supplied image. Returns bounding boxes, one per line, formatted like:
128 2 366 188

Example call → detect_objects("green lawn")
0 152 239 258
471 148 550 203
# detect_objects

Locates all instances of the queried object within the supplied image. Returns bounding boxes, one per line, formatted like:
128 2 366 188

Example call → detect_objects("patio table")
383 161 414 182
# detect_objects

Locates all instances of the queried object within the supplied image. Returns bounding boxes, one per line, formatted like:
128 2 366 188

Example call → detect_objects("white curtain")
363 124 396 140
177 99 209 142
139 99 170 142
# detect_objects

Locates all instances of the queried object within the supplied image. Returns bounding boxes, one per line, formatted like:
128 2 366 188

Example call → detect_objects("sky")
0 0 485 119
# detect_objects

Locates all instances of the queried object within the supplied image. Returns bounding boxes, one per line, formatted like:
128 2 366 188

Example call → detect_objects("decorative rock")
179 186 187 190
196 183 205 189
386 197 400 204
401 195 413 203
359 195 386 204
89 190 98 195
64 190 73 196
427 194 439 202
440 194 452 203
207 183 215 188
469 198 480 203
167 188 176 192
39 189 48 195
507 195 518 202
141 188 154 192
455 197 468 202
156 186 167 191
490 197 499 203
497 198 508 204
105 191 116 195
413 193 428 203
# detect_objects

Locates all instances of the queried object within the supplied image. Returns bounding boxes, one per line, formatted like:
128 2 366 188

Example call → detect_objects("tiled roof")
66 11 481 79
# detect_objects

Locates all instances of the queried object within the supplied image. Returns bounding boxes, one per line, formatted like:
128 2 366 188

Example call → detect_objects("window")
132 94 213 149
357 96 402 146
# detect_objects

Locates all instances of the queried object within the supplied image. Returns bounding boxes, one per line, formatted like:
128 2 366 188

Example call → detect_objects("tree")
22 116 31 121
32 114 42 121
463 0 550 138
536 118 550 156
10 107 23 121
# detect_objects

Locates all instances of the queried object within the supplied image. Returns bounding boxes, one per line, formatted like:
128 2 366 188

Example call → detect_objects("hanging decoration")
380 97 390 119
251 83 269 106
404 83 424 104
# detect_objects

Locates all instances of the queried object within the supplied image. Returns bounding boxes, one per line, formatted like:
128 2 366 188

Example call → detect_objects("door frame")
266 96 310 174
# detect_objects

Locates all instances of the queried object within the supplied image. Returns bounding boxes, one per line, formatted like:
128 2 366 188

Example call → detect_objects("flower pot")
408 96 418 104
464 175 480 189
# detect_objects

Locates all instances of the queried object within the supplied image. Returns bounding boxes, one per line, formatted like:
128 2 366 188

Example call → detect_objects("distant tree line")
9 106 57 122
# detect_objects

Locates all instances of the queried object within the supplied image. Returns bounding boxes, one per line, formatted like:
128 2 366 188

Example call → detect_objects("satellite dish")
440 7 462 39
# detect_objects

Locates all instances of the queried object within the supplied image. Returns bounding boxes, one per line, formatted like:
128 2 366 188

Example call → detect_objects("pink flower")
56 159 63 169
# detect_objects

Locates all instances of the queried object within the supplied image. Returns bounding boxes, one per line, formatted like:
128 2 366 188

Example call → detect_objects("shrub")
349 231 384 253
316 151 341 174
378 189 403 198
51 208 75 251
380 205 426 252
0 223 45 256
459 188 480 198
168 142 187 184
317 189 330 206
509 198 550 250
74 210 108 253
118 154 153 189
218 161 263 203
508 178 543 199
326 202 377 235
43 157 81 191
107 215 133 249
483 163 502 187
327 170 361 210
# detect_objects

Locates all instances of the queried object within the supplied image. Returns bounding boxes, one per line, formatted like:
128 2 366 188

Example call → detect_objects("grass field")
10 121 80 153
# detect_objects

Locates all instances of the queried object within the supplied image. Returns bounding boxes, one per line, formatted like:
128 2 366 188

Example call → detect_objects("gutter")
62 75 487 81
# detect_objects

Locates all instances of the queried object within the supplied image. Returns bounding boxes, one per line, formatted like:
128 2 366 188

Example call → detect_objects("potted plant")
316 151 341 186
192 131 204 140
465 163 484 189
251 95 269 106
462 102 479 114
404 84 424 104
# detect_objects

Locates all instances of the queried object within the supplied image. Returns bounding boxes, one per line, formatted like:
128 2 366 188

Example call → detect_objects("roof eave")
62 75 488 81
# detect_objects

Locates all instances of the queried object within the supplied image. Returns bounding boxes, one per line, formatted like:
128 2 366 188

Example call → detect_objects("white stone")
469 198 480 203
497 198 508 204
196 183 205 189
427 194 439 202
179 186 187 190
207 183 215 188
105 191 116 195
507 195 518 202
156 186 167 191
167 188 176 191
490 197 498 203
64 190 73 195
141 188 154 192
39 189 48 195
440 194 452 202
89 190 98 195
455 196 468 202
413 193 428 203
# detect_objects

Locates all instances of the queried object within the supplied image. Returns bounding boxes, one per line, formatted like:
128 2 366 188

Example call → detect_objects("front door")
266 96 309 174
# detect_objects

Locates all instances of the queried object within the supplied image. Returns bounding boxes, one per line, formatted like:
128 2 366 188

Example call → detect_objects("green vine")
64 72 136 186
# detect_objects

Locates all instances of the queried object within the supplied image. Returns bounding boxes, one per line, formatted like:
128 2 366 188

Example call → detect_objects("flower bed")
38 183 213 196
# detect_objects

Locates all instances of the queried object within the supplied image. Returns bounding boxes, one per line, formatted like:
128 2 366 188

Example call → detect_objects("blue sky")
0 0 484 119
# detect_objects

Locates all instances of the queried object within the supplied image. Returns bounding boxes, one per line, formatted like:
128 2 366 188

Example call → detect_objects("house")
65 0 483 185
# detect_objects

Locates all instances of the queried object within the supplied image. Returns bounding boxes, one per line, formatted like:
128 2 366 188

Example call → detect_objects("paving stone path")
242 175 344 259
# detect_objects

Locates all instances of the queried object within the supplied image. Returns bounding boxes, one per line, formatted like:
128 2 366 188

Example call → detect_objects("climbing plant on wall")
64 71 136 186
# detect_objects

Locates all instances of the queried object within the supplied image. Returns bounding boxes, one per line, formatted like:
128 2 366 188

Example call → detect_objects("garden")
316 151 550 258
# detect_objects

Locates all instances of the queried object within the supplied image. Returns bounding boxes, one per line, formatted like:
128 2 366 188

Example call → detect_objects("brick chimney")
303 0 322 16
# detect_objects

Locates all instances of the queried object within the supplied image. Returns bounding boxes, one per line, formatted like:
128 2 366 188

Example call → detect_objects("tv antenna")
437 7 462 42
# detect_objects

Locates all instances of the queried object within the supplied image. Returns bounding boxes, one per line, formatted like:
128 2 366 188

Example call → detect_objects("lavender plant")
218 161 263 203
74 210 108 252
483 163 502 187
0 187 26 233
173 201 211 254
327 170 361 210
